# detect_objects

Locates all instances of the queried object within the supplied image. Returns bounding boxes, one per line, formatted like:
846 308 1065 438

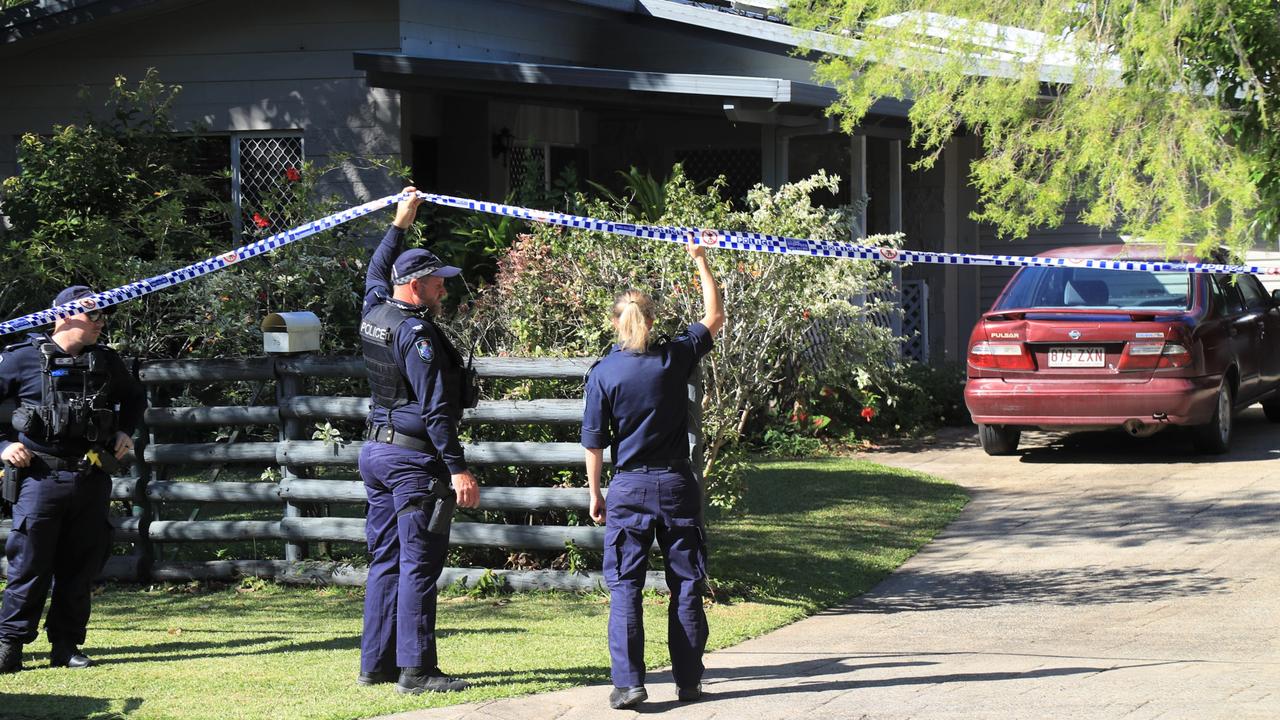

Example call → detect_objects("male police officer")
0 286 144 673
357 188 480 694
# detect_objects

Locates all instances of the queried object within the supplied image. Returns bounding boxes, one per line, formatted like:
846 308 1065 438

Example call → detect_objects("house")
0 0 1130 364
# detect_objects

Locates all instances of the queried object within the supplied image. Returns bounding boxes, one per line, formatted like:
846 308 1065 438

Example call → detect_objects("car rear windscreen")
992 266 1193 311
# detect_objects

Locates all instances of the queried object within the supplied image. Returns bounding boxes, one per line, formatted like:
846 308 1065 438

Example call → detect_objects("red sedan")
964 244 1280 455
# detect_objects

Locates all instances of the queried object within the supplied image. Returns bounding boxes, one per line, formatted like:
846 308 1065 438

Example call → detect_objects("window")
231 133 304 234
994 267 1193 311
1213 276 1246 316
1236 275 1271 310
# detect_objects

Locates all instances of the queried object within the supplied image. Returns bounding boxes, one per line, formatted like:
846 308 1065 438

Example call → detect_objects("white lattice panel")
233 134 304 233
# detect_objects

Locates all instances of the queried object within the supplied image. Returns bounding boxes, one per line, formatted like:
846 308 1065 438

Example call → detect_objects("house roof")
355 53 877 118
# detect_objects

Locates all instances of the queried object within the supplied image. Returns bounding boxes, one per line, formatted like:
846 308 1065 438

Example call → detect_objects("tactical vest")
10 340 119 444
360 302 416 410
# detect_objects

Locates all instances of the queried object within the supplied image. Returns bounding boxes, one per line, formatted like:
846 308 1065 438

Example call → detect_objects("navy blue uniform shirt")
362 226 468 474
0 333 145 459
581 323 713 468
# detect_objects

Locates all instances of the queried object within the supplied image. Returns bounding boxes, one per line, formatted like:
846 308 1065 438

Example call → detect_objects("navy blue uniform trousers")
0 464 112 645
604 467 708 689
358 442 454 673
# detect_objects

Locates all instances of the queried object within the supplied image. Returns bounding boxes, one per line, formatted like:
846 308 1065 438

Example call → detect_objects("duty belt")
617 458 691 473
32 451 89 472
365 424 432 453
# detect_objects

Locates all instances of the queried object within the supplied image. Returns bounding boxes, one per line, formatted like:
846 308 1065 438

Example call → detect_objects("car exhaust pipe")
1123 419 1163 438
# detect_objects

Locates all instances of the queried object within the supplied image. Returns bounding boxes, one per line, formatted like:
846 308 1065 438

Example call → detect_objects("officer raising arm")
355 187 479 695
1 286 144 674
582 242 724 710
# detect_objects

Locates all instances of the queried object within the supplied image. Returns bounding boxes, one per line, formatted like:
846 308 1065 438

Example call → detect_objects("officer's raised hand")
393 186 424 229
1 442 33 468
112 431 134 460
451 469 479 508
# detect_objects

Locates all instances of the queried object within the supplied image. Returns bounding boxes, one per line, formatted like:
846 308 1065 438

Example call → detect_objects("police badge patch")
415 337 434 362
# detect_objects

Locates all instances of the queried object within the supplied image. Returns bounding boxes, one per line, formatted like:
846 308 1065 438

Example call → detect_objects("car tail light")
969 341 1035 370
1120 341 1192 369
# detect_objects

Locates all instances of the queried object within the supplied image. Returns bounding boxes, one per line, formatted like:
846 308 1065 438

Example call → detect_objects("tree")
787 0 1279 257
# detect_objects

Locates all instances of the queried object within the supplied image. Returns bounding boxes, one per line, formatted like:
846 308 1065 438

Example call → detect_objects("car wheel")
1263 397 1280 423
978 424 1021 455
1193 381 1233 454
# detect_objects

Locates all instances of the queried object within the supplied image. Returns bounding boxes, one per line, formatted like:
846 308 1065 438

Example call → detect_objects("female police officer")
582 242 724 710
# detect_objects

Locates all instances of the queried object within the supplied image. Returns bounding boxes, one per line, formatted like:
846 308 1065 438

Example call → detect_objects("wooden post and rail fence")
0 354 704 592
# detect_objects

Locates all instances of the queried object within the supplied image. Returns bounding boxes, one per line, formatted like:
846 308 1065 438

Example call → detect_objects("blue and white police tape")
416 191 1272 277
0 194 401 336
2 188 1274 337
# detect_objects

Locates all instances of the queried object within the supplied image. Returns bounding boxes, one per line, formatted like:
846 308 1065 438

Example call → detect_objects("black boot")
0 641 22 674
356 667 398 686
608 686 648 710
395 666 470 694
677 684 703 702
49 643 94 669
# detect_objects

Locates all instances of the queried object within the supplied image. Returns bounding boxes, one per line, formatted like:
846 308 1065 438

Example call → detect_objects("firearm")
2 463 19 505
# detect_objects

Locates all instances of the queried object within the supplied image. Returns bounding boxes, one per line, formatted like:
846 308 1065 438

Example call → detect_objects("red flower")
860 407 876 422
252 213 270 228
802 309 812 320
284 167 301 182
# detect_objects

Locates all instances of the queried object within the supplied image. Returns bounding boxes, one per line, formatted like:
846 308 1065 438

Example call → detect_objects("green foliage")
587 166 669 223
0 70 406 359
787 0 1277 257
466 568 507 598
759 428 825 458
466 166 902 507
871 361 969 435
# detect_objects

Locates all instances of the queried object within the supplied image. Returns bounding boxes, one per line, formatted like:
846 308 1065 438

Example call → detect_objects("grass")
0 458 967 720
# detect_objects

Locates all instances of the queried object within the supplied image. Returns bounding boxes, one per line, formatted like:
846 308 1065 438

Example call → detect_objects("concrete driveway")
382 408 1280 720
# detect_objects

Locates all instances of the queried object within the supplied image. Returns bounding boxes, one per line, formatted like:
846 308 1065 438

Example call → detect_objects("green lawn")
0 458 967 720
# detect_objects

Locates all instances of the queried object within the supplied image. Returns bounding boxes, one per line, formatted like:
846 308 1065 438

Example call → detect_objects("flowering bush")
462 167 904 508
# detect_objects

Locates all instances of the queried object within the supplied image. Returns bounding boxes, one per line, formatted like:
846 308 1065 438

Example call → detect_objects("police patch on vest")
415 337 434 362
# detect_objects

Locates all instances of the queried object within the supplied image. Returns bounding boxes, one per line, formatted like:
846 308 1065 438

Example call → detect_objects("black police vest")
360 302 416 410
9 340 119 444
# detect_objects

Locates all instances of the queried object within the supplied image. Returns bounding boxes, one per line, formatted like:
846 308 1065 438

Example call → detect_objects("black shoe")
677 684 703 702
49 644 94 669
357 668 398 686
395 667 471 694
0 641 22 674
608 686 648 710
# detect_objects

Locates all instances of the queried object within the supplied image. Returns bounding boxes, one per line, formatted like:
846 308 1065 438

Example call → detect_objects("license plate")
1048 346 1106 368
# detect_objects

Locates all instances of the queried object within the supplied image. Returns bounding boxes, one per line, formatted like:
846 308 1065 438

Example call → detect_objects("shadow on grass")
0 694 142 719
36 627 527 666
707 461 968 608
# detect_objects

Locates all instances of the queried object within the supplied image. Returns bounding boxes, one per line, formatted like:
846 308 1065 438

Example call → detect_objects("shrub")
464 167 904 507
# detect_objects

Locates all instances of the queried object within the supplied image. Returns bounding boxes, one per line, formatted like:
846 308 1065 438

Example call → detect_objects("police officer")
0 286 144 674
583 242 725 710
357 188 480 694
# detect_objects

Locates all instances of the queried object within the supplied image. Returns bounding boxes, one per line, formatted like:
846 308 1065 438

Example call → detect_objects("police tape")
2 189 1273 336
0 194 401 336
418 191 1271 276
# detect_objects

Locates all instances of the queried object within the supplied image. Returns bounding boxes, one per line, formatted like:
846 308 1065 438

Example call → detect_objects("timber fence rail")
0 355 703 592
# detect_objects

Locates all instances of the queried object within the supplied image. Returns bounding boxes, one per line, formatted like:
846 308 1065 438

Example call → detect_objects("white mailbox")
261 312 322 354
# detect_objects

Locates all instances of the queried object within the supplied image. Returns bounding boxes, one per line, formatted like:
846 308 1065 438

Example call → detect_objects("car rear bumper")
965 375 1222 428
